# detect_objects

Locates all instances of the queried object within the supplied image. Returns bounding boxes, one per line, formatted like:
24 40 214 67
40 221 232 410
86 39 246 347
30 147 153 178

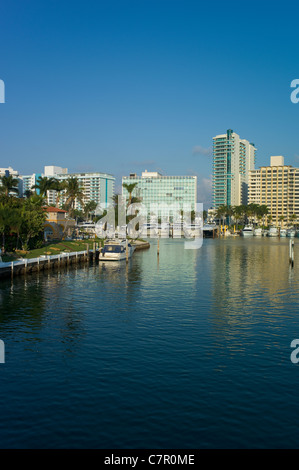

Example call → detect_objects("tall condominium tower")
213 129 256 209
249 156 299 226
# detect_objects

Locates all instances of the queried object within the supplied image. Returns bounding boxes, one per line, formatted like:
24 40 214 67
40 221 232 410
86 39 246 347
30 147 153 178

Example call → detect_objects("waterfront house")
44 207 75 240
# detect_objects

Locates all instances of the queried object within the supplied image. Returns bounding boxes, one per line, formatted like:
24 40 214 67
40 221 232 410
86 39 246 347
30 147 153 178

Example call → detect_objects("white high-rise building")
213 129 256 209
44 166 68 177
122 170 197 218
56 171 115 211
19 166 115 210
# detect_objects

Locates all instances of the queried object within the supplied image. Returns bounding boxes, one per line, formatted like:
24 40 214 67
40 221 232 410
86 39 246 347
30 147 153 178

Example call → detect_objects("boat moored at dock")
183 223 202 239
268 227 279 237
241 225 254 236
99 239 135 261
253 227 263 236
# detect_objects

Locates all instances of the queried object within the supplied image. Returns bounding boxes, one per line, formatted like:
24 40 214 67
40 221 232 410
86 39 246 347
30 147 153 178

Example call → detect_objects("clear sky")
1 0 299 206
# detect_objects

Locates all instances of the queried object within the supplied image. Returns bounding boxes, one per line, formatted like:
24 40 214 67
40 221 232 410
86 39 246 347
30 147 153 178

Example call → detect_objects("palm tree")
24 189 33 199
267 215 273 227
0 205 22 252
215 205 228 227
122 182 138 206
53 180 67 207
84 200 98 220
233 205 246 228
0 175 19 197
63 177 85 217
32 176 58 197
258 205 269 228
247 203 259 225
278 215 285 228
290 213 297 228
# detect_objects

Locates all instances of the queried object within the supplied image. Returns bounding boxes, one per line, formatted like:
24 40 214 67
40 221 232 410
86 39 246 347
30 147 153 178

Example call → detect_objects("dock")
203 225 219 238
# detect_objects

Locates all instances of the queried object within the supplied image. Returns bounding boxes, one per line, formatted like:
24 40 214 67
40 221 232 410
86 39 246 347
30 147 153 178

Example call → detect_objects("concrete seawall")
0 250 92 280
0 240 150 280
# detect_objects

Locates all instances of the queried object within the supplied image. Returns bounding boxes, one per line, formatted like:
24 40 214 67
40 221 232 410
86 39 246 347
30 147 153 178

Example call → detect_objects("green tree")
63 177 85 217
233 205 246 227
122 182 138 206
0 175 19 197
19 196 47 250
32 176 59 197
290 213 297 227
278 215 285 228
0 205 23 252
84 200 98 220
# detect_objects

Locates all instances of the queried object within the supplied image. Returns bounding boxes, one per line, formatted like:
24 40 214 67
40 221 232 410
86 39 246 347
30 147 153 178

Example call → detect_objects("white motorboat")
253 227 263 236
268 227 279 237
287 229 296 238
241 225 254 236
183 223 202 239
99 239 135 261
280 229 287 237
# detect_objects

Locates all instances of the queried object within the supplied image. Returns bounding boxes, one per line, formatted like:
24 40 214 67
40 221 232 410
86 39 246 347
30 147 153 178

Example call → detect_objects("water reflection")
209 237 299 340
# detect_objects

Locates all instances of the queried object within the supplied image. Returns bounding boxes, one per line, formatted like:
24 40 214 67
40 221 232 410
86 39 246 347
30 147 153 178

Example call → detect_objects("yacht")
287 228 296 238
241 225 254 236
99 239 135 261
268 227 279 237
280 228 287 237
253 227 263 236
183 223 202 239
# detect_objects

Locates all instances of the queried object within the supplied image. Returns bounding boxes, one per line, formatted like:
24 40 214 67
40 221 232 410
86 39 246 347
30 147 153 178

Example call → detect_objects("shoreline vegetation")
1 237 150 263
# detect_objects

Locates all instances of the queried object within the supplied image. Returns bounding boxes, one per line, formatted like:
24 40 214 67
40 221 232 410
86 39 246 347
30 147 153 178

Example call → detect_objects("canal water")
0 237 299 448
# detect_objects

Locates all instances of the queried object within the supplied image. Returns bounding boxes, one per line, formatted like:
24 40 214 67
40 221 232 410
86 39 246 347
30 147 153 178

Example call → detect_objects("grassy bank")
1 237 149 262
2 239 102 261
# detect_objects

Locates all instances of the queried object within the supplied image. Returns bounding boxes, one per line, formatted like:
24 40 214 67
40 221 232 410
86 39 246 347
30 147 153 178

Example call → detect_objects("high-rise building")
213 129 256 209
20 173 42 196
248 156 299 226
18 166 115 210
57 171 115 211
44 166 68 205
122 170 197 218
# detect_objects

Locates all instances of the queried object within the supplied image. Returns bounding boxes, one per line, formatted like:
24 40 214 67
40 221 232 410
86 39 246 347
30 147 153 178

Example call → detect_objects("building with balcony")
213 129 256 209
19 166 115 211
248 156 299 226
122 170 197 218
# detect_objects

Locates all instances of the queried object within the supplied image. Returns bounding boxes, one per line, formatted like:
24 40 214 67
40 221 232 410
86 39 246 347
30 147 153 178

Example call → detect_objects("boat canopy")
103 245 125 253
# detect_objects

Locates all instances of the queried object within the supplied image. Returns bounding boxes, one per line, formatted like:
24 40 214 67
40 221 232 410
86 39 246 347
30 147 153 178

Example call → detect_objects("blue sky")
1 0 299 206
